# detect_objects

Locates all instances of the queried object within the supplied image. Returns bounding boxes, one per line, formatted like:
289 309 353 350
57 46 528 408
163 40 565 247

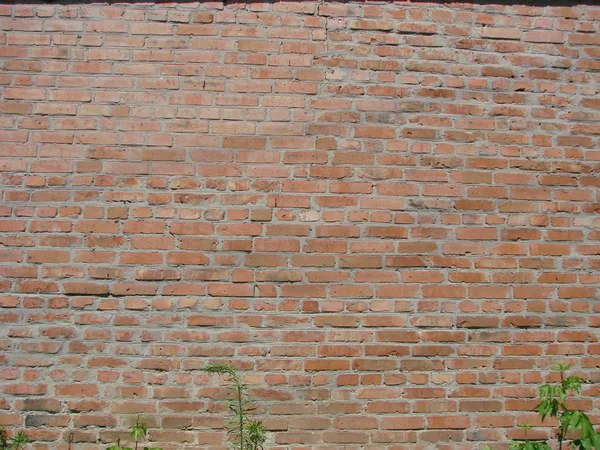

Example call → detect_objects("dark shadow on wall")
1 0 598 6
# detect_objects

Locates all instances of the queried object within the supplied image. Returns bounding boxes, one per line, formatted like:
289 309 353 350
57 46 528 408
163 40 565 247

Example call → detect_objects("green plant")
484 364 600 450
0 429 29 450
106 437 129 450
106 416 162 450
0 429 8 450
204 363 267 450
506 424 551 450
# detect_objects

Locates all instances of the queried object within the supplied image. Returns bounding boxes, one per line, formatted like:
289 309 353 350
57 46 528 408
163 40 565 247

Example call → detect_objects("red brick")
480 27 521 40
523 30 564 43
55 384 98 397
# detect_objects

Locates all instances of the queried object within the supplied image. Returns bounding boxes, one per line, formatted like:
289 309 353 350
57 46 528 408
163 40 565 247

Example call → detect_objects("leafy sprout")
0 429 29 450
483 366 598 450
204 363 267 450
131 416 147 450
105 417 161 450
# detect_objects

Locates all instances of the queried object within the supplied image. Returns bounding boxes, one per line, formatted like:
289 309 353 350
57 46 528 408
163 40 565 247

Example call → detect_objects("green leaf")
204 363 236 376
131 416 149 446
570 410 582 431
574 438 593 450
560 409 571 425
559 387 567 405
564 376 583 394
9 431 29 450
581 415 595 438
591 433 600 449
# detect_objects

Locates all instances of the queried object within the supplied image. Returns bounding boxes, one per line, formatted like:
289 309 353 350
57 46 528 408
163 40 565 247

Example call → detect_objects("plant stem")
558 369 564 450
134 417 139 450
237 382 244 450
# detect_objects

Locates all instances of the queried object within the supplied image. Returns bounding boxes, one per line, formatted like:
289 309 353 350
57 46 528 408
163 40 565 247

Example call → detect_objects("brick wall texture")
1 1 600 449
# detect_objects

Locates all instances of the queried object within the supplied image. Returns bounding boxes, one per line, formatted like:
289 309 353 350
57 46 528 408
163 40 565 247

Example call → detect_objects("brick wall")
1 1 600 448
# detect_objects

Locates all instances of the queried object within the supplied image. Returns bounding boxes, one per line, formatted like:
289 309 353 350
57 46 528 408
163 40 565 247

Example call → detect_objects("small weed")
0 429 29 450
204 363 267 450
483 364 600 450
106 416 162 450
